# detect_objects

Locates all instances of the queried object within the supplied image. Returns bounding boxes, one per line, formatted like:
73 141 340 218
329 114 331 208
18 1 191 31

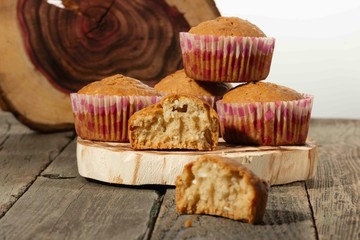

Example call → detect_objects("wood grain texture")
0 0 220 132
18 0 191 91
309 119 360 145
151 186 316 240
0 177 161 240
0 112 73 218
0 117 359 239
0 0 75 132
76 138 318 186
0 136 163 240
307 119 360 239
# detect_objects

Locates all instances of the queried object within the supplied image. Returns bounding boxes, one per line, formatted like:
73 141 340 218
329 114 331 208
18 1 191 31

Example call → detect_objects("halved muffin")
128 94 219 150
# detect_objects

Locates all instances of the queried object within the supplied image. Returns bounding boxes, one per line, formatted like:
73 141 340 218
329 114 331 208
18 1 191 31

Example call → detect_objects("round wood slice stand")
0 0 219 132
76 138 318 186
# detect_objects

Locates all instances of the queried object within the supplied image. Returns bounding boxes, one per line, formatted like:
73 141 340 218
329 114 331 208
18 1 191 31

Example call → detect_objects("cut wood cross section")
76 138 318 186
0 0 220 132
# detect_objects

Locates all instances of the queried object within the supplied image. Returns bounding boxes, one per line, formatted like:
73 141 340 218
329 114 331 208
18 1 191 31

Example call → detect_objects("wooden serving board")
76 138 318 186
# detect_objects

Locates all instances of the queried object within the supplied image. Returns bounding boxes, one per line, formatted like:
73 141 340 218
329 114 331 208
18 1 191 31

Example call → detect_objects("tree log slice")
76 138 318 186
0 0 219 131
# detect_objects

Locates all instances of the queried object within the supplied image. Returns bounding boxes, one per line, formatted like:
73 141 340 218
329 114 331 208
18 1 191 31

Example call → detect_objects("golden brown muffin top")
154 69 232 97
222 82 303 103
77 74 159 96
189 17 266 37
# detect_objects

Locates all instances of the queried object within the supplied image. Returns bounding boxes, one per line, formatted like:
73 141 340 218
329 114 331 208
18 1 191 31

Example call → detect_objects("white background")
214 0 360 119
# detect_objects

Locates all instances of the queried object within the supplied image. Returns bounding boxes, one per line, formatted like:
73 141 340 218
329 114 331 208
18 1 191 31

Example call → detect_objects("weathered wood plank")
41 139 79 178
151 185 316 240
0 112 74 218
0 111 33 142
0 139 163 240
309 119 360 144
1 115 359 239
0 177 162 240
307 119 360 239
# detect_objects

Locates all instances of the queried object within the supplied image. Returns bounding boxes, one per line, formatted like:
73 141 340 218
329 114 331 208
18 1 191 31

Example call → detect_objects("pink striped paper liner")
70 94 162 142
216 94 314 146
180 32 275 82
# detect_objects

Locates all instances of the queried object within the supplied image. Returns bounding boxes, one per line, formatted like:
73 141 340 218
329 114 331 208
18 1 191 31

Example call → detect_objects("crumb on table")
184 219 192 228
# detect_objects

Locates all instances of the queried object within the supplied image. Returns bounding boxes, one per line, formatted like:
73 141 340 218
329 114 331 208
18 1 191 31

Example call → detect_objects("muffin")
70 74 161 142
180 17 275 82
176 155 269 224
128 94 219 151
154 69 232 108
216 82 314 146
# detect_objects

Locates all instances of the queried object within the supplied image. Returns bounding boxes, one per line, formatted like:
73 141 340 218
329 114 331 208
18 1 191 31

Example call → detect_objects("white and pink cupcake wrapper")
70 94 162 142
200 95 219 110
180 32 275 82
216 95 314 146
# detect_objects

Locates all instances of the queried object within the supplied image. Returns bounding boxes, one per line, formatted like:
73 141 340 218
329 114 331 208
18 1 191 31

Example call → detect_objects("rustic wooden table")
0 110 359 239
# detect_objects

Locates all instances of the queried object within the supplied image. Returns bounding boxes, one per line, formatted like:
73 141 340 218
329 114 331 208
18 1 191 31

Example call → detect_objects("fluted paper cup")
180 32 275 82
70 94 162 142
216 95 314 146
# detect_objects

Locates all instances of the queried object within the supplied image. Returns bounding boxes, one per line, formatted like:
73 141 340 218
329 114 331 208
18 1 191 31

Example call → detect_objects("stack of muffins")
178 16 313 146
69 16 314 225
71 16 313 147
